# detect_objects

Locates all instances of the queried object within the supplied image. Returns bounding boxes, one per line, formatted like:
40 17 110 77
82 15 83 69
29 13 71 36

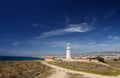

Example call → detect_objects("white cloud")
103 27 111 31
34 40 120 52
65 23 90 32
45 41 67 48
13 42 20 46
114 36 120 40
108 35 113 39
90 17 97 26
103 9 116 19
36 23 91 39
39 30 64 38
70 41 120 52
28 36 120 53
32 23 39 27
64 15 71 24
108 36 120 40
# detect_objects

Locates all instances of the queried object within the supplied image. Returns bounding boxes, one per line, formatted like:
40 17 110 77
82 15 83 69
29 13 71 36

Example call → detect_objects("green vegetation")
67 73 90 78
95 56 105 63
48 61 120 76
0 61 53 78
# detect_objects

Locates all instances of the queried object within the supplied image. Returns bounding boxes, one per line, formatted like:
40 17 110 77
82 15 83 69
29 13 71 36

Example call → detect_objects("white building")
66 43 72 59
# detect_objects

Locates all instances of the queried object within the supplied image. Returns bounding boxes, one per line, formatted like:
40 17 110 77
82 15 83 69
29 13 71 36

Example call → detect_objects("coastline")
0 56 45 61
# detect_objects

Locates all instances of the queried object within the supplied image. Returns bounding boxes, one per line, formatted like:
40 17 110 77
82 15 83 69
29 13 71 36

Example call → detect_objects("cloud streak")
36 23 91 39
64 15 71 24
51 41 120 52
30 39 120 53
108 36 120 40
13 42 20 46
32 23 39 27
103 9 116 19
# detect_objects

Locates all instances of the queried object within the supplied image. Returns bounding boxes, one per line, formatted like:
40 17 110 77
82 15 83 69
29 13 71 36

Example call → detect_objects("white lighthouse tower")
66 43 72 59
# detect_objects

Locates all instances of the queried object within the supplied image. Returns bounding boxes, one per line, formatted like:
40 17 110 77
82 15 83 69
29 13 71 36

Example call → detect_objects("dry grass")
106 60 120 69
67 73 91 78
48 61 120 76
0 61 53 78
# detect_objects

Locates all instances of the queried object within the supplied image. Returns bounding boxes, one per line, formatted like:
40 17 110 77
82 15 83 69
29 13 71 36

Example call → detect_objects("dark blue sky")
0 0 120 56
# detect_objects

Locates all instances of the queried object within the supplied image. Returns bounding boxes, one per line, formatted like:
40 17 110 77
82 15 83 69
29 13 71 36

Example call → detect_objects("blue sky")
0 0 120 56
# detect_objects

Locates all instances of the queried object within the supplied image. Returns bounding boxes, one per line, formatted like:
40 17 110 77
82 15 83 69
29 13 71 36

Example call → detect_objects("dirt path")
47 69 68 78
41 62 120 78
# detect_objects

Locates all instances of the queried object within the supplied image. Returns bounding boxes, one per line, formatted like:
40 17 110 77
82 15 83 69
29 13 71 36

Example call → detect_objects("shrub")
95 56 105 63
113 58 118 61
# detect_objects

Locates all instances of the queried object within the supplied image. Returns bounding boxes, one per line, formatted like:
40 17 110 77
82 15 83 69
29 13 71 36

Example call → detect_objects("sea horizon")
0 56 45 61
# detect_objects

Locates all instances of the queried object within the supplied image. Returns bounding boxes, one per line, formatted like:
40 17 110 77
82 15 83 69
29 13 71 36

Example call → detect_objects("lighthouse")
66 43 72 59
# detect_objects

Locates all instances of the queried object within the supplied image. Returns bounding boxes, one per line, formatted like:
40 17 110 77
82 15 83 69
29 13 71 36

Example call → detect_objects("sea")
0 56 45 61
